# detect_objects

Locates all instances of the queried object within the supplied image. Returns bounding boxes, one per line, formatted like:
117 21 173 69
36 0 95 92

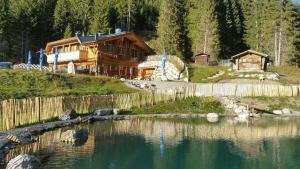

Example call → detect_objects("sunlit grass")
125 97 224 115
0 69 136 100
188 64 231 83
269 65 300 84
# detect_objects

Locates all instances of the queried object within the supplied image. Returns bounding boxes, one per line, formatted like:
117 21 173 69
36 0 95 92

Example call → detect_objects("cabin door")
141 68 155 79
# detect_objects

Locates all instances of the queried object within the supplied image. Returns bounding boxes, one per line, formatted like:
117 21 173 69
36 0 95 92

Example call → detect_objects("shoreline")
1 112 300 161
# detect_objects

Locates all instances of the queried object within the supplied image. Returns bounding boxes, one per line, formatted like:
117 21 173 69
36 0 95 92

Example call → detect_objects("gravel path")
124 79 281 90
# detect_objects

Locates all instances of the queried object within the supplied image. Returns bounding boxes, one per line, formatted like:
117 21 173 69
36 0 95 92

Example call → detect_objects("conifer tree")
9 0 41 61
0 0 10 60
64 23 73 38
135 0 160 31
157 0 186 58
54 0 71 38
69 0 92 35
275 0 299 65
114 0 138 31
90 0 111 34
187 0 220 60
241 0 298 65
215 0 247 58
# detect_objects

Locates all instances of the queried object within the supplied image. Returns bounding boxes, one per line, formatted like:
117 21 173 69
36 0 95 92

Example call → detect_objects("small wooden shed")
230 50 268 72
194 53 210 65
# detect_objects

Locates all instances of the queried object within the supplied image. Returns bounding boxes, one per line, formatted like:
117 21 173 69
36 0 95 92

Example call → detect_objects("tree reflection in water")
2 118 300 169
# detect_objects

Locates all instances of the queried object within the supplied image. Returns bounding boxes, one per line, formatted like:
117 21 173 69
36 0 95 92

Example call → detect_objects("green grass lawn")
189 64 300 84
188 64 231 83
0 69 136 100
125 97 224 115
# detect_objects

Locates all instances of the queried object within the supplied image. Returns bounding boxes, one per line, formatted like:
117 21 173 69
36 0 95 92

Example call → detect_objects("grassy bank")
124 97 224 115
269 66 300 84
242 96 300 112
0 70 136 100
188 64 230 83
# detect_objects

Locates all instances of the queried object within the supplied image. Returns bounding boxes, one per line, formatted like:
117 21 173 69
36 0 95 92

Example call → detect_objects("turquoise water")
3 118 300 169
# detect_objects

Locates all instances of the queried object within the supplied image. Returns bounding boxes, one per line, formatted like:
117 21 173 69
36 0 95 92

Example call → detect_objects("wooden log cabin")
45 30 151 78
194 53 210 65
230 50 269 72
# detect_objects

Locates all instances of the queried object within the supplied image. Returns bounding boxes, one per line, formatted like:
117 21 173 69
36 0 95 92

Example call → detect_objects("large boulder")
206 113 219 123
273 110 283 115
6 154 41 169
113 109 121 115
6 131 32 145
58 109 78 121
93 109 113 116
282 108 291 115
60 128 88 143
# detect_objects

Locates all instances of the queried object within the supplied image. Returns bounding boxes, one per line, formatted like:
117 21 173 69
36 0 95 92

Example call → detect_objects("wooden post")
95 45 99 76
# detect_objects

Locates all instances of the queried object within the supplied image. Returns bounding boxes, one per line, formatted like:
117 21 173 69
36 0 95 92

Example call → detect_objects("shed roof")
231 50 268 60
194 53 210 57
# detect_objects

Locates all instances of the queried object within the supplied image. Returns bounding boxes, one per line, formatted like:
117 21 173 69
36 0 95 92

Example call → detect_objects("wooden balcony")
47 50 88 63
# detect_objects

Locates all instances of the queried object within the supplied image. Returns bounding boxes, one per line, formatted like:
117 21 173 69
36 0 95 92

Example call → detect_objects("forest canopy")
0 0 299 65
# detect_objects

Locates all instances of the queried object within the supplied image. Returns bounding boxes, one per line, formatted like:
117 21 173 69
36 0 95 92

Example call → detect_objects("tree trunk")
21 31 24 63
278 3 283 66
274 32 278 66
127 0 131 32
278 28 282 65
203 22 208 54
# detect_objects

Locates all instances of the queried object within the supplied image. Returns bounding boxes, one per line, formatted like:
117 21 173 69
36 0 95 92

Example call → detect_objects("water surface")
2 118 300 169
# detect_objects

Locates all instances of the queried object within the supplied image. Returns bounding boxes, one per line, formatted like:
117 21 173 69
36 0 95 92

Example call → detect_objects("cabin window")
118 47 124 55
109 44 113 53
131 49 137 58
70 45 79 51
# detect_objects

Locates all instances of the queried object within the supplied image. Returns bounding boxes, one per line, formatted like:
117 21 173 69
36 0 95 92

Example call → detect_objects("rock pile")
220 97 251 121
93 108 121 116
272 108 295 115
58 109 78 121
60 128 88 143
6 154 41 169
229 73 279 81
127 81 157 90
205 71 225 80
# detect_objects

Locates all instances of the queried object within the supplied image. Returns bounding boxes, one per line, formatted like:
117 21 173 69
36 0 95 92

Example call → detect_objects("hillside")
0 70 136 100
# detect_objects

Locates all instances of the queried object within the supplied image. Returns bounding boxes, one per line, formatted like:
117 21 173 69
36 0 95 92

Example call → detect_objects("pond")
2 117 300 169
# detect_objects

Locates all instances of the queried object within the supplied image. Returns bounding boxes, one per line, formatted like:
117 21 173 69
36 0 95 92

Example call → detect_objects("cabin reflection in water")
3 118 300 168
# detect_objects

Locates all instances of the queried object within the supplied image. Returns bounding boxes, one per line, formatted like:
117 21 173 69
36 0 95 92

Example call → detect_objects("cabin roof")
194 53 210 57
231 50 268 60
45 32 151 53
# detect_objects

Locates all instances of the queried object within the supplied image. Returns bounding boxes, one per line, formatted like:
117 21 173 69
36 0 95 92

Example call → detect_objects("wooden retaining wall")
0 83 299 131
0 95 113 131
194 83 300 97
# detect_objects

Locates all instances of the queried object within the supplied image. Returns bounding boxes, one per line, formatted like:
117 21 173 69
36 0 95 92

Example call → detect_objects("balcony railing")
47 50 88 63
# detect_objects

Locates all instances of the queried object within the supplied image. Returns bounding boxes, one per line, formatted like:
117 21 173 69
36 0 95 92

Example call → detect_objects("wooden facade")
194 53 210 65
231 50 269 72
45 32 151 78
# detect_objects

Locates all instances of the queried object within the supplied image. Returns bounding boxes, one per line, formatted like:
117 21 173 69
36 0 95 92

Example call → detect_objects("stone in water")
6 154 41 169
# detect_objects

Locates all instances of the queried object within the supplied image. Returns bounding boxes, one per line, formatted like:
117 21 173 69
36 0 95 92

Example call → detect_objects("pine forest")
0 0 299 65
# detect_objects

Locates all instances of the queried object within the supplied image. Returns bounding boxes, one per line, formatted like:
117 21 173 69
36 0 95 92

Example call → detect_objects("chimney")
95 33 105 40
115 28 122 34
75 31 81 37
